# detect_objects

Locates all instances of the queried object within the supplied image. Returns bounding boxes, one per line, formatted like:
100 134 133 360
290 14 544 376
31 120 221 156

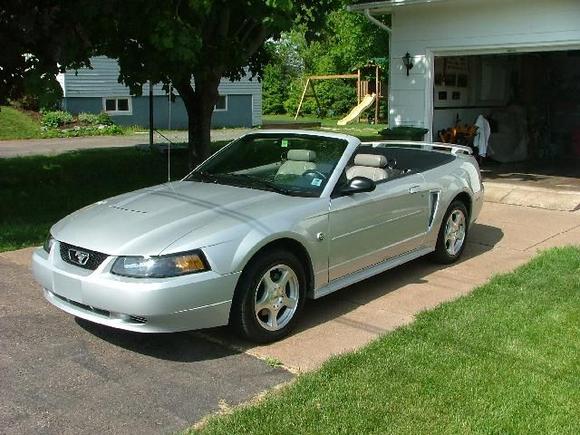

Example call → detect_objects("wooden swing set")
294 64 383 124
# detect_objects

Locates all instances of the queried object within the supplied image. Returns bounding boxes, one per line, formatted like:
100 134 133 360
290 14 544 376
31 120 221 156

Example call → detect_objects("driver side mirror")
340 176 376 195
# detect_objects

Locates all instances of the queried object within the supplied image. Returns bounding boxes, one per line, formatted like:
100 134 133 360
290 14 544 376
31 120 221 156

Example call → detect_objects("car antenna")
153 129 174 182
167 136 171 183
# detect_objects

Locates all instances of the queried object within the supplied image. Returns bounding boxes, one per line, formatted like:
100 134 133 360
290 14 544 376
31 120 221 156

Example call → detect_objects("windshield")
186 134 348 197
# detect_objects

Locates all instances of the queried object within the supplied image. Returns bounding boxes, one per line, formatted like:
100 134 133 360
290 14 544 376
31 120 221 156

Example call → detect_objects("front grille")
60 242 109 270
51 292 148 324
53 292 111 317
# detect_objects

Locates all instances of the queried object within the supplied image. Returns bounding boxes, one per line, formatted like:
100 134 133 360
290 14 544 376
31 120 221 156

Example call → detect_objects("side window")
103 97 132 115
214 95 228 111
104 99 116 111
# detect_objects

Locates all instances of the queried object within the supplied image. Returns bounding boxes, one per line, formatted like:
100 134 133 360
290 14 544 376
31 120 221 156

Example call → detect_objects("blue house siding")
58 56 262 127
63 94 254 129
63 97 102 115
212 95 253 127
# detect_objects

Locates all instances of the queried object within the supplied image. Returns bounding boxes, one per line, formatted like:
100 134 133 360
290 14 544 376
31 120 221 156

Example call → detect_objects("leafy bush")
262 63 289 115
77 112 113 126
17 74 63 111
41 110 73 128
262 35 303 115
39 110 121 137
41 124 123 138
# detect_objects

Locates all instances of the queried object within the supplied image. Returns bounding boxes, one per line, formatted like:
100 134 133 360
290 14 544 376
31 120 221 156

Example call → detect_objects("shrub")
41 124 123 138
263 63 291 115
77 112 113 126
41 110 73 128
16 74 63 111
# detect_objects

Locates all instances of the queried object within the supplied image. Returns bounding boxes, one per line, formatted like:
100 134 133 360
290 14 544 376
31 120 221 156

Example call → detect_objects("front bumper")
32 244 240 333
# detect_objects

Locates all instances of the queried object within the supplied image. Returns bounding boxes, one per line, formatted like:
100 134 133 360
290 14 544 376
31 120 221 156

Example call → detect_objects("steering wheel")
302 169 328 180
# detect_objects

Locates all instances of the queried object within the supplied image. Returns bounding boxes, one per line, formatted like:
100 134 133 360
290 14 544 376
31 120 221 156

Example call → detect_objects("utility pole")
149 81 154 147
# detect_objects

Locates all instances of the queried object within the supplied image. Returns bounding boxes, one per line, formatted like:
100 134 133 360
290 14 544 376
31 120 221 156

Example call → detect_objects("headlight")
111 250 210 278
43 234 56 253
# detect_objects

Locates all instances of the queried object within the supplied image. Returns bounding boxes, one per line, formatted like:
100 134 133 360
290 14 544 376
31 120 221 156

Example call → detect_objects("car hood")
52 181 295 256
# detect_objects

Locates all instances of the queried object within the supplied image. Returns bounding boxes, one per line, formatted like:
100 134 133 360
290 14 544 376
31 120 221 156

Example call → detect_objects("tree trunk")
175 73 221 169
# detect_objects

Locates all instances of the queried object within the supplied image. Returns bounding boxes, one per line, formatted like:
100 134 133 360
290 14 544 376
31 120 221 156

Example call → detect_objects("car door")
327 173 430 281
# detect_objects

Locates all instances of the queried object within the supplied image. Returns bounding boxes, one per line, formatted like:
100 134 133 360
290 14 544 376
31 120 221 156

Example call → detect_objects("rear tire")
230 249 306 343
432 201 469 264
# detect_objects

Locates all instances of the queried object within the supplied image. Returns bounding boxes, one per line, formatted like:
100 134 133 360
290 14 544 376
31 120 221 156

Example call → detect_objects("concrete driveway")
0 202 578 433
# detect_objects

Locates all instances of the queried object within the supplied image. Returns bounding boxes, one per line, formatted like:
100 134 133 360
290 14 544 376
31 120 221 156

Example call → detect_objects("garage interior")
433 50 580 192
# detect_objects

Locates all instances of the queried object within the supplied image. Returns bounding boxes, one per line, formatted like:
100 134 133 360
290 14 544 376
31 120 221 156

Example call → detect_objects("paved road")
0 129 251 158
0 256 291 434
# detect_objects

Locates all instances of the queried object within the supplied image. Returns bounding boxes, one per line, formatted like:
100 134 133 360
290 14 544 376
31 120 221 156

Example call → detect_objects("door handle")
408 184 422 194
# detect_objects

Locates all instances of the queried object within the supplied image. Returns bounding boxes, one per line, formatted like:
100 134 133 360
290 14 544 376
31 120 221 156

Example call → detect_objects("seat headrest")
353 154 387 168
287 149 317 162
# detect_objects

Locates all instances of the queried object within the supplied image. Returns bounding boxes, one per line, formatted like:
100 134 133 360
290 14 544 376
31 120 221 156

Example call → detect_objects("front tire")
432 201 469 264
230 249 306 343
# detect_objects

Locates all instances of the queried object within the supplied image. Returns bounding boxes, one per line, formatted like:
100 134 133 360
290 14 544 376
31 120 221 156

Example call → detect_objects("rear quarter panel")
419 154 483 248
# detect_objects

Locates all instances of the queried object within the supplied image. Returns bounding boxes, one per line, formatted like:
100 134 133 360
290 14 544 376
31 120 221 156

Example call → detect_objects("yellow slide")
337 93 376 126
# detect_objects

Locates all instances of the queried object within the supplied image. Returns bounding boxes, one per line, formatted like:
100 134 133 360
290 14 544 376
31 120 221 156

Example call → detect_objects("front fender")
231 212 329 289
197 199 329 289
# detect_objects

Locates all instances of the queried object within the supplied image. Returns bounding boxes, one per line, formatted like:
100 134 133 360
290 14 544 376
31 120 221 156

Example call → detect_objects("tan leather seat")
276 149 317 178
346 154 389 182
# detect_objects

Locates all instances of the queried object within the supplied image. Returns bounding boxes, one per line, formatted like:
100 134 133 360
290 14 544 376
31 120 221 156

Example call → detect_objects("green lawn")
0 106 42 140
0 147 193 251
263 114 388 141
195 246 580 435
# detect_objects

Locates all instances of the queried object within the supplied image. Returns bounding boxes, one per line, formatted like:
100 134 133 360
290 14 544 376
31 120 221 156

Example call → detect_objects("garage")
432 50 580 166
350 0 580 185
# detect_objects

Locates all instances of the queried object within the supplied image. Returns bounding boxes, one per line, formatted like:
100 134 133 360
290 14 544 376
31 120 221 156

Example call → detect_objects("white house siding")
60 56 262 127
381 0 580 138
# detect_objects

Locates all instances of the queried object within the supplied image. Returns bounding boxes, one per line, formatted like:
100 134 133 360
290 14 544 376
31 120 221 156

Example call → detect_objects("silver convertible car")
32 130 483 342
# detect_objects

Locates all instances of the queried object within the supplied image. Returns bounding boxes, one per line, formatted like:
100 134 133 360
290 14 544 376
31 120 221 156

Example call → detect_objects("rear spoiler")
361 140 473 156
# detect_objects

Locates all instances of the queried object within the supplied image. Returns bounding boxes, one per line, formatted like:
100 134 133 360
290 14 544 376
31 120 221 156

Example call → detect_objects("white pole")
168 83 172 130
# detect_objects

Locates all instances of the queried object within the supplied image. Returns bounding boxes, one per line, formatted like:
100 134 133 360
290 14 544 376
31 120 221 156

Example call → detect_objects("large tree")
94 0 341 166
2 1 340 165
0 1 94 106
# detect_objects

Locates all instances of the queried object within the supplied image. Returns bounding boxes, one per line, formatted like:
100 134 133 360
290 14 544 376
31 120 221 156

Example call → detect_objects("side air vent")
128 315 148 324
428 191 440 229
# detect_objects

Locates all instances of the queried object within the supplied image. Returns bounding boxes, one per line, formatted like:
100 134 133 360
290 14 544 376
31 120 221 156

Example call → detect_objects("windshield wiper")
188 171 220 183
189 172 294 195
225 173 292 195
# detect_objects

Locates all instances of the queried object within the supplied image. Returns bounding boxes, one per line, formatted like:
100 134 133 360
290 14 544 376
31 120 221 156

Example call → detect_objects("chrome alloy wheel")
444 209 466 256
254 264 299 331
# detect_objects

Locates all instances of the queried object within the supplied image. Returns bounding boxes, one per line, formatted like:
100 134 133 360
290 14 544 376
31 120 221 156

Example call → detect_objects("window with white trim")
103 97 132 115
214 95 228 111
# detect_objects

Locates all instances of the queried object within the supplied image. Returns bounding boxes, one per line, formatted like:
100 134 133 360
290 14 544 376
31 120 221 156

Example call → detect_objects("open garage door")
432 50 580 170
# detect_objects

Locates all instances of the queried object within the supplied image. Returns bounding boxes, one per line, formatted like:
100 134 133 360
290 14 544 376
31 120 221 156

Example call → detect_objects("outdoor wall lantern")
402 52 414 76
